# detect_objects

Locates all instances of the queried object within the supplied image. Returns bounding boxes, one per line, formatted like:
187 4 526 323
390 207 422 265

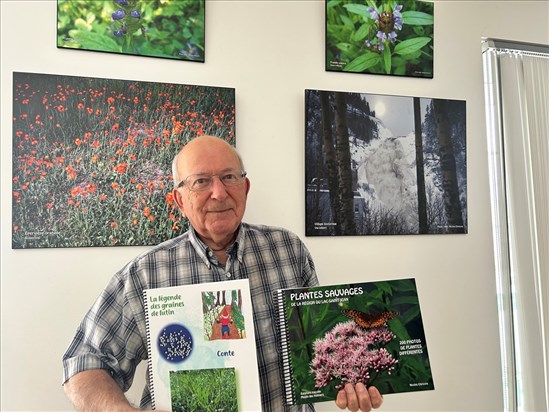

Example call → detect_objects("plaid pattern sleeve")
61 233 203 406
61 267 148 392
62 223 319 412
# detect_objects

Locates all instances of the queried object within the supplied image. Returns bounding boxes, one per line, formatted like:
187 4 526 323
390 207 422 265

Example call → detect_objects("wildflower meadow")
12 72 235 249
326 0 434 77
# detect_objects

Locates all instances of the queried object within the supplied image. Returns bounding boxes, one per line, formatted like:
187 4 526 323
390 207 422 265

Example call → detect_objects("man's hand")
335 383 383 411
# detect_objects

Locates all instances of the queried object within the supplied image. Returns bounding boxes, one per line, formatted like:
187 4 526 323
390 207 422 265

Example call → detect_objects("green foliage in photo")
57 0 205 61
170 368 238 412
326 0 434 77
286 279 432 396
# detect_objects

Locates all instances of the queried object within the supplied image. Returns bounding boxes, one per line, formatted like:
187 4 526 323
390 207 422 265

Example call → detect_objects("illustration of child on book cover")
155 287 248 364
202 288 247 341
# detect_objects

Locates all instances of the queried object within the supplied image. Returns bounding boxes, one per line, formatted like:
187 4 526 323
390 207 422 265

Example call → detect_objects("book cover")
144 279 262 411
275 277 434 405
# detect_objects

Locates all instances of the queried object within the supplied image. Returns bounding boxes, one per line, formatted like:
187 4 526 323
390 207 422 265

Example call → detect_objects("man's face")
173 138 250 244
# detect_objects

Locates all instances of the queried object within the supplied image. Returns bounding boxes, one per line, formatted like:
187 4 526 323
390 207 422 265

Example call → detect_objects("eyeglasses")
177 169 247 192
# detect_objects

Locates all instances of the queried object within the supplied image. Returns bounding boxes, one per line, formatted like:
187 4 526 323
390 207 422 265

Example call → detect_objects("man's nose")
209 176 228 199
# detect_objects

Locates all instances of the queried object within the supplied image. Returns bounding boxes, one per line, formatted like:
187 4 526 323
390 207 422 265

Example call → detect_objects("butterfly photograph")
342 309 399 329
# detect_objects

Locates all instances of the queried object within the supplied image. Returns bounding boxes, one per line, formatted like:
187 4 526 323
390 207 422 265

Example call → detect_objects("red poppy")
114 162 128 174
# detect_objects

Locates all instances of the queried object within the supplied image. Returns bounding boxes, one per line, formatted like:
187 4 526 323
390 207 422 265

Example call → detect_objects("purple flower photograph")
57 0 205 62
326 0 434 78
311 321 398 391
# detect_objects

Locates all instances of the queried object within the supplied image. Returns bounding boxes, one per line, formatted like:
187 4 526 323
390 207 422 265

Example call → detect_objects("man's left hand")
335 383 383 411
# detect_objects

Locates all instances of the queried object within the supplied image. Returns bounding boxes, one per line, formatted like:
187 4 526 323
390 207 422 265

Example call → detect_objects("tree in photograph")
334 92 356 235
321 91 342 235
432 99 464 231
310 93 324 227
414 97 428 233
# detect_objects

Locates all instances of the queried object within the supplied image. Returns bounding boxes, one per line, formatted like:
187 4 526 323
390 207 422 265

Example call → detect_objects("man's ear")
244 177 251 195
172 189 186 217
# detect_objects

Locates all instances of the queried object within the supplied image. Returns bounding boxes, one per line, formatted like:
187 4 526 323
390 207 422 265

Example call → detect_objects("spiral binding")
143 289 156 409
275 289 296 405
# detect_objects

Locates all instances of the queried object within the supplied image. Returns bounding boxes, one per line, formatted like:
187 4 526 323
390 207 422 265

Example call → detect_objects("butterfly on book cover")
342 309 398 329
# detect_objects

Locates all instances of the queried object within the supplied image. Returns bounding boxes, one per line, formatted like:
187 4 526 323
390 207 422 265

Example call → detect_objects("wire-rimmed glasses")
176 169 247 192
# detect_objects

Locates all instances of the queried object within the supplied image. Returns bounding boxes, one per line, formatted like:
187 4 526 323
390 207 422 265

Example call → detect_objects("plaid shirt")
63 222 318 412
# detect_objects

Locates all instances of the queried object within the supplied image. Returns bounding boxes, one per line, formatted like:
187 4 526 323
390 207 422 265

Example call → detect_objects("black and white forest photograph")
305 89 467 236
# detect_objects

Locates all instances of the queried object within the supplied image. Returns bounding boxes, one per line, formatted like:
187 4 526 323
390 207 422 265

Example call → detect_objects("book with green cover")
275 277 434 406
144 279 261 411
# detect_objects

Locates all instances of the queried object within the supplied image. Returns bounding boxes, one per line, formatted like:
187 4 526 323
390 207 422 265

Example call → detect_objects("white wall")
1 1 548 411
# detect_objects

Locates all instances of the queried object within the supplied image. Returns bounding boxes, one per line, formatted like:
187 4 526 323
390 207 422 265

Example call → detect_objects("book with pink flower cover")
274 277 434 405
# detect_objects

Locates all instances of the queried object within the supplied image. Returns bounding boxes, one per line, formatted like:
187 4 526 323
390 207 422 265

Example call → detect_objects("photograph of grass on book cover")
277 277 434 405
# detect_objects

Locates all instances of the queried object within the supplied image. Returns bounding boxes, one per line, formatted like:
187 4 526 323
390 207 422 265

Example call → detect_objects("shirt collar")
188 224 247 268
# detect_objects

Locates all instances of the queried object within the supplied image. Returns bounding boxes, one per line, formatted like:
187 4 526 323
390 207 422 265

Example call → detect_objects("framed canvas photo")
305 89 467 236
12 72 235 248
57 0 205 62
326 0 434 78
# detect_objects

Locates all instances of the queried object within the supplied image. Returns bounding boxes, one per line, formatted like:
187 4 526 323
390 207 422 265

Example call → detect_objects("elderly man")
62 135 383 411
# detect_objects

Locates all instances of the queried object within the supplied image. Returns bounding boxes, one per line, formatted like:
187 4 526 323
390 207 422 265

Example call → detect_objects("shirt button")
226 272 232 278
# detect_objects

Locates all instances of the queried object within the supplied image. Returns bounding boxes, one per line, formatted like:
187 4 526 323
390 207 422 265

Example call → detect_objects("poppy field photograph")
12 72 235 248
57 0 205 62
326 0 434 78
